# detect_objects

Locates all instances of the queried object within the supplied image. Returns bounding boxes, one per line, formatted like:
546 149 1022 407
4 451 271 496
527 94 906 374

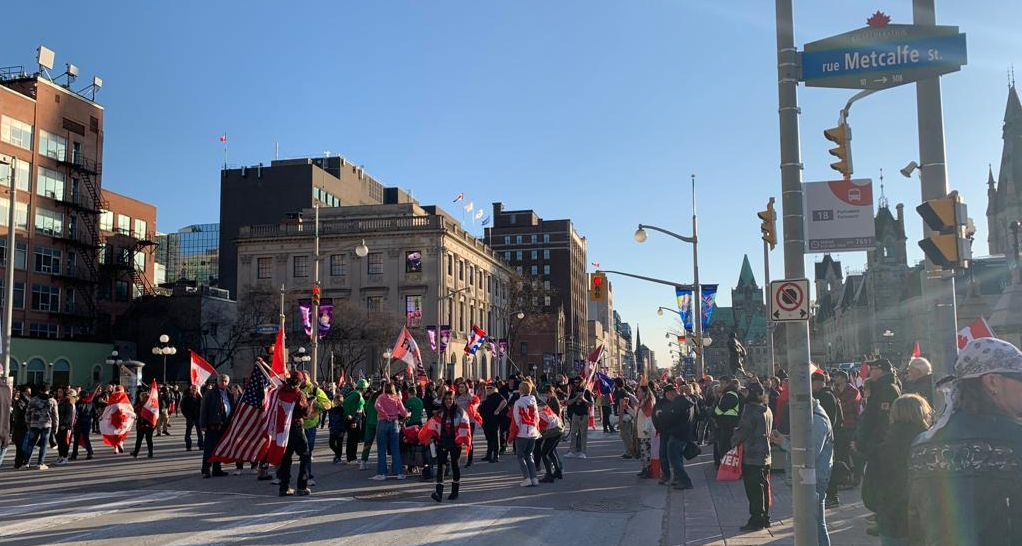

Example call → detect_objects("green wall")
7 338 115 388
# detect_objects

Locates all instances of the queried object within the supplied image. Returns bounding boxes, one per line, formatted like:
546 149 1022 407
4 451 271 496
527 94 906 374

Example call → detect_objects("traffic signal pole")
774 0 818 543
914 0 959 379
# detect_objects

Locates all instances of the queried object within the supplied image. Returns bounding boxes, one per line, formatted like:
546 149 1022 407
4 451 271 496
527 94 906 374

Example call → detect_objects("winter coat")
813 386 843 432
57 398 76 430
509 395 540 441
862 420 926 539
732 402 772 466
180 393 201 421
857 373 901 458
419 405 472 449
26 395 58 430
199 388 234 430
661 396 695 442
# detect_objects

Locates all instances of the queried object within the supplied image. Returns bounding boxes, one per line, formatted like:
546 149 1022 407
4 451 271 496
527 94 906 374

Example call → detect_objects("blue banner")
675 286 693 332
701 284 718 331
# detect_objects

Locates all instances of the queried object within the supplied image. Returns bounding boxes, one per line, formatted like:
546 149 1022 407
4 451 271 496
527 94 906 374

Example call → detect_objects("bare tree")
319 299 403 380
202 286 278 370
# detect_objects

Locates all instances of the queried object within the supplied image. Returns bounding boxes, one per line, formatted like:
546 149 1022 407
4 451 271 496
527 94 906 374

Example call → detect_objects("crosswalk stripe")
0 491 189 537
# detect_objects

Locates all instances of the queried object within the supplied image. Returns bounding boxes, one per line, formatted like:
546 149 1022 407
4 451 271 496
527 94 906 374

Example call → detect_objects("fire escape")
52 147 104 331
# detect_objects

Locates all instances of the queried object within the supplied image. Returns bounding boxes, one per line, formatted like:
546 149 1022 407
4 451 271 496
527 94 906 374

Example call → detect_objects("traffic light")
916 191 972 269
589 273 608 302
312 285 321 306
824 123 852 179
758 197 777 250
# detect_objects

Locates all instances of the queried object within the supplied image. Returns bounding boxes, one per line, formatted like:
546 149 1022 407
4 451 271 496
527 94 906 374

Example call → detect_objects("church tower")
988 83 1022 255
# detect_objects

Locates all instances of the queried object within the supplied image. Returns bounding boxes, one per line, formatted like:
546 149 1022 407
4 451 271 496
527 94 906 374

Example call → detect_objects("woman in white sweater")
509 380 541 487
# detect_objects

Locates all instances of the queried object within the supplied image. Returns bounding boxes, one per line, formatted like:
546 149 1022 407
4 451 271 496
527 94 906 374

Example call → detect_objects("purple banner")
299 301 333 339
498 339 508 359
439 325 451 354
426 325 438 352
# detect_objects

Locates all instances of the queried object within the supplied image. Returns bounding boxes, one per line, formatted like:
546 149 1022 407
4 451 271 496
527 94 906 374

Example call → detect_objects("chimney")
896 203 904 226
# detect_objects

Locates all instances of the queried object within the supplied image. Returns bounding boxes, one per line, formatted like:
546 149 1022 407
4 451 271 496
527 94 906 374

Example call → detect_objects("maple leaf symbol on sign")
867 10 891 28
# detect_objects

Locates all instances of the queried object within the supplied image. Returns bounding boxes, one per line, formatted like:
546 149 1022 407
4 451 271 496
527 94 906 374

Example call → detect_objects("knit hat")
955 338 1022 379
355 378 369 391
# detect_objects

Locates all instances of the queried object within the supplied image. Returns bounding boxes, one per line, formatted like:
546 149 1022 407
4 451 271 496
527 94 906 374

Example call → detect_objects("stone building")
235 202 512 381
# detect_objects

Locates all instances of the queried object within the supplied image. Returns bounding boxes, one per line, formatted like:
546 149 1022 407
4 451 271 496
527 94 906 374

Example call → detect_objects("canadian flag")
957 317 996 350
190 350 216 386
218 133 227 143
99 390 136 451
139 379 159 427
265 387 300 466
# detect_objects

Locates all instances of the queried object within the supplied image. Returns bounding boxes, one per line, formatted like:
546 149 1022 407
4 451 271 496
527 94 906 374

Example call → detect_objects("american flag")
209 366 270 464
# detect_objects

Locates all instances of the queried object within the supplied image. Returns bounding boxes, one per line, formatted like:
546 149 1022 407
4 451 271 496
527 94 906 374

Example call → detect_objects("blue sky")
5 1 1019 366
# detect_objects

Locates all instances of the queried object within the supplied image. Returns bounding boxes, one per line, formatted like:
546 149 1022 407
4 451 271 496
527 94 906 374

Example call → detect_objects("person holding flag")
98 385 135 455
199 374 234 478
132 380 159 459
275 372 312 496
564 376 594 459
418 388 472 502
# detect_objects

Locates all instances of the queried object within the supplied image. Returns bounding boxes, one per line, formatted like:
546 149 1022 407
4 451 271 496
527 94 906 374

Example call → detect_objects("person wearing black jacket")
11 387 29 468
478 383 507 463
277 375 312 496
854 359 901 460
713 380 742 468
659 384 695 490
199 374 234 478
180 384 204 451
71 389 95 461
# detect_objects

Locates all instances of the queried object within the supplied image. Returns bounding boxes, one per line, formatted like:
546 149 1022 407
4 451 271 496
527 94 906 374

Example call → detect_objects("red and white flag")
139 379 159 427
583 344 605 391
266 386 301 466
958 317 995 349
99 390 136 451
190 350 216 387
218 133 227 143
392 327 423 378
270 327 286 377
452 192 464 203
210 366 271 464
659 368 669 384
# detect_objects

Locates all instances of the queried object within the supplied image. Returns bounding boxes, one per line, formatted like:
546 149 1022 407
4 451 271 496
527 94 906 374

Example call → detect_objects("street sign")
804 179 875 253
254 324 279 334
802 24 967 90
770 279 810 322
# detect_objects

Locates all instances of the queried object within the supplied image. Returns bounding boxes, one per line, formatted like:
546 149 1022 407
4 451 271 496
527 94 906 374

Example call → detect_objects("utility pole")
311 204 321 385
2 157 16 380
913 0 958 379
774 0 818 543
690 175 704 379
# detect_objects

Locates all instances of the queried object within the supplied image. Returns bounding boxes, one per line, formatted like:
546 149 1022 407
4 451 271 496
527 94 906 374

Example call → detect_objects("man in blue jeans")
659 384 695 490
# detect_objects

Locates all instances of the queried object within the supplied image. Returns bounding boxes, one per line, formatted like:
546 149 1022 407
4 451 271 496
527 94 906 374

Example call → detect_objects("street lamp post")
105 350 124 383
635 175 703 377
1 155 16 379
292 347 311 372
311 204 321 386
380 349 393 381
151 334 177 385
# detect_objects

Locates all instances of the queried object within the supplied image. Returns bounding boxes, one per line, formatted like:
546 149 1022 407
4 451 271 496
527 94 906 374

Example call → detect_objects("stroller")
401 424 424 475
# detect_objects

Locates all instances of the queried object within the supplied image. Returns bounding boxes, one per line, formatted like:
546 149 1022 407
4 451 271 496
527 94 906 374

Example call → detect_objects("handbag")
716 444 743 481
683 441 702 461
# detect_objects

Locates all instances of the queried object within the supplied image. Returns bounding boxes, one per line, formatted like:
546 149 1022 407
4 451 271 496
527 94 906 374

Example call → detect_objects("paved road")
0 416 872 545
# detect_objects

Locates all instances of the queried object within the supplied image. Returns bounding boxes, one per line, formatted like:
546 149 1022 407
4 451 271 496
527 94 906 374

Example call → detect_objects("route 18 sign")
770 279 810 322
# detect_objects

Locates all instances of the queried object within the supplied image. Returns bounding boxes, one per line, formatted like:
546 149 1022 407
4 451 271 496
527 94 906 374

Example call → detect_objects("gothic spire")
737 254 757 288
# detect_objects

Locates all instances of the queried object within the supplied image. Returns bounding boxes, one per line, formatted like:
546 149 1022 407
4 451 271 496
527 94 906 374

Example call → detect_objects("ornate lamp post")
151 334 177 385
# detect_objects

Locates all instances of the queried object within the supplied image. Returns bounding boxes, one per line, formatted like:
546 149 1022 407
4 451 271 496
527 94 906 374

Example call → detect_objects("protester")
20 384 58 470
327 391 347 463
479 382 507 463
634 384 656 478
564 376 594 458
599 386 615 433
861 393 932 546
732 382 773 532
71 387 96 461
453 381 479 466
421 388 471 501
180 384 204 451
713 379 741 468
616 380 639 459
902 357 934 405
358 386 381 470
509 379 541 487
371 382 408 480
55 388 77 465
132 385 156 459
660 383 695 490
343 379 368 464
12 386 30 468
156 385 171 436
199 374 233 478
535 384 564 482
908 338 1022 546
300 372 331 485
277 373 312 496
770 396 833 546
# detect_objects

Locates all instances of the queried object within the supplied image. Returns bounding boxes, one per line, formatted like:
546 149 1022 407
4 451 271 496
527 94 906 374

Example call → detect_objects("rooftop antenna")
275 142 279 160
56 63 78 88
76 75 103 101
36 45 55 81
878 167 888 209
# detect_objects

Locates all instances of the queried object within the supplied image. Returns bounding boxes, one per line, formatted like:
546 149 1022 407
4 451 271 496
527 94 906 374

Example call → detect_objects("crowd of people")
3 336 1021 545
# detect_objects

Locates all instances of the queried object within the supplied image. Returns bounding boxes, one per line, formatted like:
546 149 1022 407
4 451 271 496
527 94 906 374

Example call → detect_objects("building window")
503 236 510 245
133 218 147 239
99 210 113 231
515 235 522 244
544 280 551 290
0 280 25 309
543 265 550 275
34 246 61 274
92 365 102 382
515 251 522 261
503 251 511 261
367 295 383 312
459 302 465 332
329 254 346 276
543 249 550 260
368 253 383 275
543 234 550 243
30 283 60 311
38 130 67 161
34 208 63 236
293 255 309 277
115 280 129 302
447 254 453 276
544 295 551 306
117 214 131 235
468 266 474 286
1 116 33 150
520 342 528 356
457 260 464 280
134 251 145 271
406 295 423 328
257 257 272 279
0 160 31 191
531 250 538 260
29 322 59 339
405 251 422 273
0 199 29 230
531 234 537 243
531 265 538 276
516 266 522 275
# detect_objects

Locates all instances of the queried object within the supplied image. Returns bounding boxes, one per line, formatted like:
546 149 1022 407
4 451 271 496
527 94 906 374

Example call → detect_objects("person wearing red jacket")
419 390 471 502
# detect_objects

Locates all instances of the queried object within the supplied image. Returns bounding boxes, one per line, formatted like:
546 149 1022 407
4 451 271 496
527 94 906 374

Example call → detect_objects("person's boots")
448 481 460 500
431 483 444 503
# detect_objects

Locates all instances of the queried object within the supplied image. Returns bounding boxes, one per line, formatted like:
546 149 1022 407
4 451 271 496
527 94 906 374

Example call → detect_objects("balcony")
56 151 102 175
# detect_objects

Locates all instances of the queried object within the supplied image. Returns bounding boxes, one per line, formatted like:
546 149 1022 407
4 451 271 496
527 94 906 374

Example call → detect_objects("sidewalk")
662 448 875 546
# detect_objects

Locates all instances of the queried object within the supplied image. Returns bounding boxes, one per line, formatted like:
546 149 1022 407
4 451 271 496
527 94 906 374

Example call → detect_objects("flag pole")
311 203 320 385
279 284 286 367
